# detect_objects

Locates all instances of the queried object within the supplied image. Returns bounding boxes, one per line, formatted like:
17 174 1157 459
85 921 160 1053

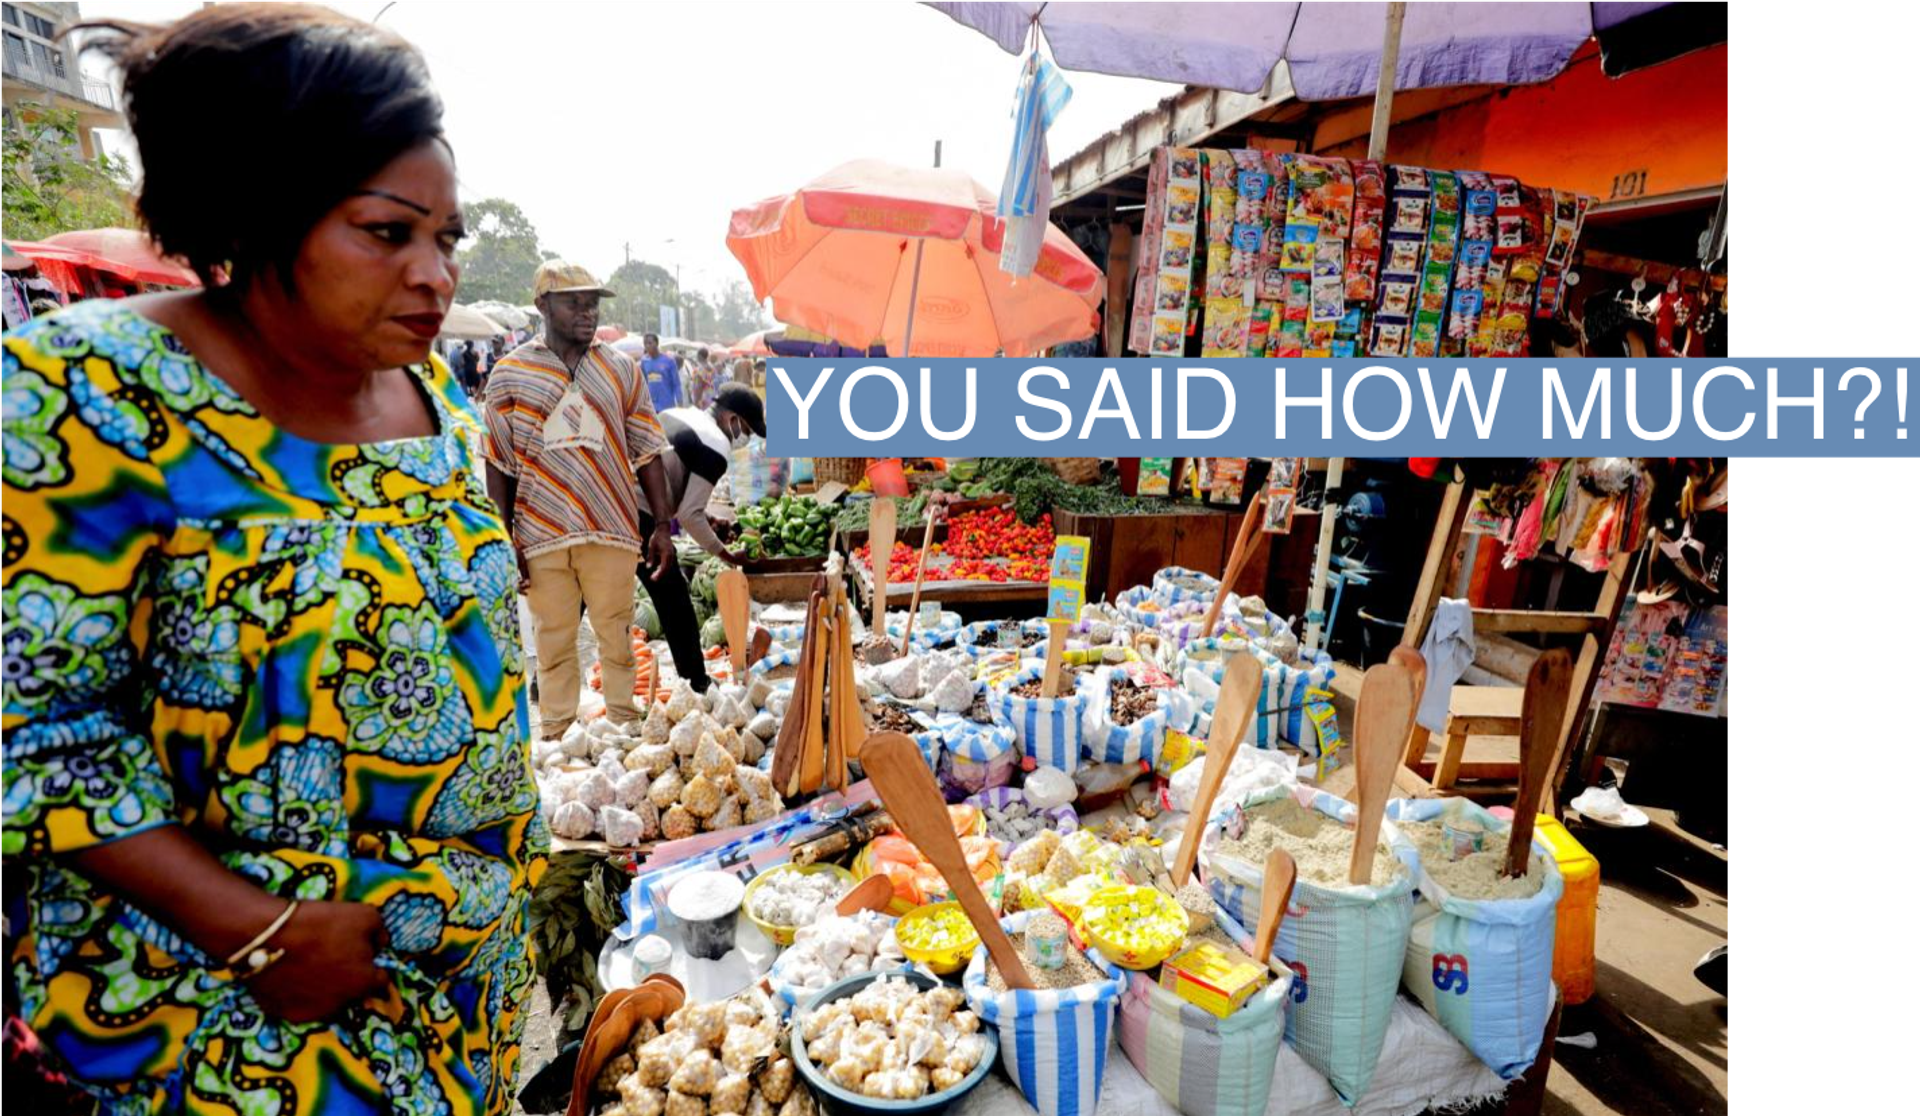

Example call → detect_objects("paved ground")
1540 810 1727 1115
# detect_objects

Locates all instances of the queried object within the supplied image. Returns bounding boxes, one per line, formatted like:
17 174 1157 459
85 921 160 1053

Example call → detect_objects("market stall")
518 459 1735 1114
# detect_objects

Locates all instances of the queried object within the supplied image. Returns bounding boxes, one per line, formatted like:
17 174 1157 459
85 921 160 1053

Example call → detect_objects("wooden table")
848 558 1048 621
1051 505 1320 607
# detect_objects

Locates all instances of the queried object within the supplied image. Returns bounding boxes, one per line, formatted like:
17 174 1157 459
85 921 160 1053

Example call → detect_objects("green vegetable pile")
832 460 1176 533
966 459 1174 524
833 491 930 534
531 851 632 1038
682 553 729 629
737 494 832 558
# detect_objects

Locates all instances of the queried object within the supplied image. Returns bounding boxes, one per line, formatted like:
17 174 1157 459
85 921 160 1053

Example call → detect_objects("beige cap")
533 259 615 299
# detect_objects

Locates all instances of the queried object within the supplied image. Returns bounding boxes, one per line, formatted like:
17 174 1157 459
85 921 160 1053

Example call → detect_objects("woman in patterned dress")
2 5 542 1112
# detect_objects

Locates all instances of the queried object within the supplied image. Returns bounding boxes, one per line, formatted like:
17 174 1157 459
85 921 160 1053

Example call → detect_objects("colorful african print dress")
2 300 546 1115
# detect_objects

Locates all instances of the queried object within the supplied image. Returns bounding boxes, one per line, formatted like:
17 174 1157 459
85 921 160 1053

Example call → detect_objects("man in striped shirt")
483 261 681 737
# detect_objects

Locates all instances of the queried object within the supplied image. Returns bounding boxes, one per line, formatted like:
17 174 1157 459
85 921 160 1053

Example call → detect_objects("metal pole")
1302 458 1345 655
899 140 942 358
1365 2 1407 162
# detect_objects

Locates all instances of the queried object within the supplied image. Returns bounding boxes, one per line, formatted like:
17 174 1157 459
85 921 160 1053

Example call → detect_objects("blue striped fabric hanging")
999 45 1072 279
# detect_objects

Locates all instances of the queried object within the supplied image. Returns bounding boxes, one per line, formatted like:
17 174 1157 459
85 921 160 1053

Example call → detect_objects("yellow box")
1159 940 1268 1019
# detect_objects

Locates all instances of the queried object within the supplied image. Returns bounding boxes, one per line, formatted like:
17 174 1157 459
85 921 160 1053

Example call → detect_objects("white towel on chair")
1417 598 1476 733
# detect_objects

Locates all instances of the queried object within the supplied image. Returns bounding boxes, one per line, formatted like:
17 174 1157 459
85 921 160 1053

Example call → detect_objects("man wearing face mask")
643 382 767 691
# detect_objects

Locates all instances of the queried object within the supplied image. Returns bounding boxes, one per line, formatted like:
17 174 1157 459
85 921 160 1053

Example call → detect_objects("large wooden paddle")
868 497 897 636
835 873 894 917
798 596 829 794
1389 645 1431 768
1507 648 1573 878
1349 656 1420 885
898 503 942 657
717 568 751 676
769 586 821 796
863 731 1032 989
1250 847 1296 975
1198 489 1269 638
1172 652 1264 886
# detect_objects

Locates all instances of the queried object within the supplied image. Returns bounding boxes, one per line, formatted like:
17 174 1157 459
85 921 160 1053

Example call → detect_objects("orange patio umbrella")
726 159 1101 358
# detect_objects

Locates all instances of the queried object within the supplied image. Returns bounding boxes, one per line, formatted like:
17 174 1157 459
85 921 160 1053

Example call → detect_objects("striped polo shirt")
482 339 668 559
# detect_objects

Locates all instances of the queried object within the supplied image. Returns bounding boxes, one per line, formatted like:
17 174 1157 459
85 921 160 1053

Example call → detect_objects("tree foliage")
1 103 134 241
455 197 549 306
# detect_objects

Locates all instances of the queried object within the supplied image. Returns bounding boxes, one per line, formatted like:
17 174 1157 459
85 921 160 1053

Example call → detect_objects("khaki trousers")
526 542 639 737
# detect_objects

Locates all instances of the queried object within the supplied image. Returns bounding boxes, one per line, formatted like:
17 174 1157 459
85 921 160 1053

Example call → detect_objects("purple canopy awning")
926 2 1715 99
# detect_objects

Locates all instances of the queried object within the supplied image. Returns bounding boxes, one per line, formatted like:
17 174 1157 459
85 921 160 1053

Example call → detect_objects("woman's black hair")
76 3 445 291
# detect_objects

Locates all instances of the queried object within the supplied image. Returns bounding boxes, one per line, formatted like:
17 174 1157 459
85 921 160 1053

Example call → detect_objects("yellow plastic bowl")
1078 885 1189 970
742 864 856 946
896 901 981 974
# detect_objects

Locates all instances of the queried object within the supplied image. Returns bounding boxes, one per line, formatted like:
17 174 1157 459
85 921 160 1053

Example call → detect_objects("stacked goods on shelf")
1127 146 1591 358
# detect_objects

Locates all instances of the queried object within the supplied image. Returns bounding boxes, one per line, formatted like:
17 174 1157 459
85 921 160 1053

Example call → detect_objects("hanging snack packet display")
1200 149 1253 357
1370 166 1431 356
1487 186 1551 356
1447 171 1498 352
1344 159 1387 304
1264 457 1304 534
1409 170 1461 358
1467 175 1527 357
1535 189 1591 319
1132 147 1204 356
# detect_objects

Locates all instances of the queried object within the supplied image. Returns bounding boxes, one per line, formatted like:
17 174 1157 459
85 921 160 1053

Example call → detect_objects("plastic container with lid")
668 870 747 961
1533 814 1600 1005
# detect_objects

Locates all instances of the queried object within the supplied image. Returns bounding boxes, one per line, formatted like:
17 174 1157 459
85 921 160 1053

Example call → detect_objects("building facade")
3 1 121 158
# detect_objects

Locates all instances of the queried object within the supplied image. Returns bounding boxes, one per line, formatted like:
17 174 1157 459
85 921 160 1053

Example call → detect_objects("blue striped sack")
992 666 1090 773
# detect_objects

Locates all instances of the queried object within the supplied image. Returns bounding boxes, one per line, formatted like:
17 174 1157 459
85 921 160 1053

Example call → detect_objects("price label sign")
1046 582 1086 623
1047 535 1091 623
1050 535 1090 583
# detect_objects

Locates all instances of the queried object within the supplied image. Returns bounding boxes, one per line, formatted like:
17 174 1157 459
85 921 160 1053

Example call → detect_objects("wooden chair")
1396 480 1633 813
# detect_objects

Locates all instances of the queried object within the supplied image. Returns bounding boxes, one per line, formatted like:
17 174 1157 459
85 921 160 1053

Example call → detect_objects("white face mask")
729 428 752 451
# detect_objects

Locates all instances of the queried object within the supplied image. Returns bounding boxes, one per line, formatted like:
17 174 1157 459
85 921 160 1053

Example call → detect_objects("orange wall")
1324 43 1727 203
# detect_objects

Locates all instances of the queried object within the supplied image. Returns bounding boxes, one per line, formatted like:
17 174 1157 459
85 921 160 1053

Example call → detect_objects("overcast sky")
83 0 1179 311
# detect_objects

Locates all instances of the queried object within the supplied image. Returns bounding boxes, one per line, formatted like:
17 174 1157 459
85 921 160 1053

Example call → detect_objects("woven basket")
813 457 868 486
1044 458 1102 485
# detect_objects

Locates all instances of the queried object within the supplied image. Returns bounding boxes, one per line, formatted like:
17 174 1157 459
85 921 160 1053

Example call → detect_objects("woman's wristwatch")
212 898 301 982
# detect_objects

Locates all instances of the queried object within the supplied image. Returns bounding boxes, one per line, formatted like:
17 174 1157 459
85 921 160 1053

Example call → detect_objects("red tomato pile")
856 541 921 582
855 508 1054 584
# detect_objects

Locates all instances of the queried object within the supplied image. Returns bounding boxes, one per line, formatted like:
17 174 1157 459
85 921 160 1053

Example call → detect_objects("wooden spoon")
1039 621 1069 698
898 504 941 656
831 598 865 777
862 730 1032 990
1389 645 1431 770
769 589 820 796
1250 846 1296 975
798 601 829 793
1349 657 1419 886
835 873 895 916
567 983 668 1116
717 568 751 676
1507 648 1573 877
868 497 897 637
1199 489 1269 638
1172 652 1264 886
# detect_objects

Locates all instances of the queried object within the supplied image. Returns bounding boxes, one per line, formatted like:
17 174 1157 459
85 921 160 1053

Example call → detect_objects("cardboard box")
1159 939 1268 1019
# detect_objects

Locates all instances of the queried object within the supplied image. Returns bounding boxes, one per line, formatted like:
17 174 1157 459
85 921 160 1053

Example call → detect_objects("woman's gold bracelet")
221 898 300 981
